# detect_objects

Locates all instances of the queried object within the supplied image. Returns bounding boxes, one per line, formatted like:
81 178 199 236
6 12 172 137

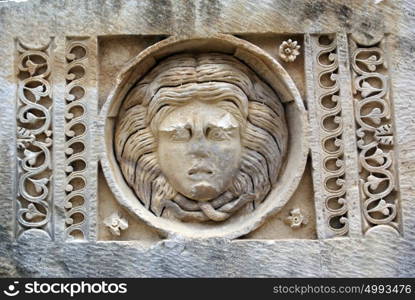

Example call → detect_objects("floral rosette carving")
279 39 301 62
103 212 128 236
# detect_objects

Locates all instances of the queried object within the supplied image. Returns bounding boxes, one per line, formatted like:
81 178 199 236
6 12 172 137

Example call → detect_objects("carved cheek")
158 138 188 170
209 139 242 176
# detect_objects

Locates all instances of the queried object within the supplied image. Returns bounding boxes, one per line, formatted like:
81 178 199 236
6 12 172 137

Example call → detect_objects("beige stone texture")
0 0 414 277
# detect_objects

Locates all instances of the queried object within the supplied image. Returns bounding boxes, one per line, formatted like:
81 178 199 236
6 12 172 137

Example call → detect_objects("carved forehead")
139 52 255 103
121 52 283 119
140 52 254 85
148 81 249 121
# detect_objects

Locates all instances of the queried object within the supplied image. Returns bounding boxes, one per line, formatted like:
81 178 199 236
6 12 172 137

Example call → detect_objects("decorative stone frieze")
63 38 90 240
1 0 413 279
15 39 54 238
100 35 309 239
349 35 400 234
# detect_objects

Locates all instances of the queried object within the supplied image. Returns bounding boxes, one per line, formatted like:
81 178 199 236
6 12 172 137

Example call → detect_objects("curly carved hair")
115 53 288 222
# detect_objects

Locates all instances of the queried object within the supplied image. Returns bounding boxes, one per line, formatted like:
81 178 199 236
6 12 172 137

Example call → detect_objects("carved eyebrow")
206 123 238 131
158 123 190 132
207 114 239 130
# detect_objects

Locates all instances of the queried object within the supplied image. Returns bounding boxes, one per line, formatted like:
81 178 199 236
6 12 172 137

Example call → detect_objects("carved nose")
188 139 209 158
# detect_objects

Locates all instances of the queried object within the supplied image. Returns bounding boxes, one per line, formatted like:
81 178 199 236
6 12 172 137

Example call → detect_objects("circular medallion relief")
100 34 308 238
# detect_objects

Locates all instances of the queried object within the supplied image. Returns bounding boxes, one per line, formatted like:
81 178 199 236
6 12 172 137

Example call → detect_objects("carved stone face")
157 101 242 201
114 52 288 222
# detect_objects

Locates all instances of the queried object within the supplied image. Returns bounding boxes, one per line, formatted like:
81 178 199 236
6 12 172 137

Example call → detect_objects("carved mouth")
188 166 214 176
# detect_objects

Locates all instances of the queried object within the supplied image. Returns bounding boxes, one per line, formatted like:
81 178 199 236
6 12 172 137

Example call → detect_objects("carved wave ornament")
313 34 349 237
64 39 89 239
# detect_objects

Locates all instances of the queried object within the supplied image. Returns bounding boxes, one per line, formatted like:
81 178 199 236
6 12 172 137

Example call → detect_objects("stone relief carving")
279 39 301 62
285 208 308 229
349 36 399 233
101 35 308 239
64 39 89 239
114 53 288 223
312 34 349 236
103 211 128 236
15 39 53 238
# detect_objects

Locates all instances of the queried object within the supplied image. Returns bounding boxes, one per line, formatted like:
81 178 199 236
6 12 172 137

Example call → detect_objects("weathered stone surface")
0 0 414 277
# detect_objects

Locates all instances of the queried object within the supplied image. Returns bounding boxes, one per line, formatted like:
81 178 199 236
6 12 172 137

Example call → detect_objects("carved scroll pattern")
16 39 53 237
64 40 89 239
350 38 399 232
313 35 348 236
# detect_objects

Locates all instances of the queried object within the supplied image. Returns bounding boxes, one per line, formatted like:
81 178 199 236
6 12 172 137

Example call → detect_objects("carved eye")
206 127 227 141
170 128 191 142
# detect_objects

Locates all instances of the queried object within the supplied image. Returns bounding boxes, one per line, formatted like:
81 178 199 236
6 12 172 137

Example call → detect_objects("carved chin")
188 182 220 202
